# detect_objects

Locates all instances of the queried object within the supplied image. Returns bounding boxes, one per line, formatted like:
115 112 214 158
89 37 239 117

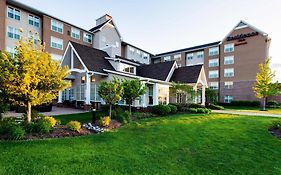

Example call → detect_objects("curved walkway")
212 110 281 118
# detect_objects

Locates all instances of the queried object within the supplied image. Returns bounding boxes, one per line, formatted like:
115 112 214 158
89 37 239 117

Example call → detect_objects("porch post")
201 85 206 106
153 83 159 105
141 81 146 107
166 86 170 104
58 91 63 103
193 86 198 104
85 73 91 105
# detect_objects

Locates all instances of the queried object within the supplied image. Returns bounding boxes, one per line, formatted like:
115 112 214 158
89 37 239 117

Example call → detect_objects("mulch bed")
269 127 281 139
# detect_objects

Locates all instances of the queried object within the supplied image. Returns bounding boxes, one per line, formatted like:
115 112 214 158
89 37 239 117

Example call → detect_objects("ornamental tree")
98 78 124 118
253 59 280 110
170 82 195 103
121 79 146 114
0 36 70 123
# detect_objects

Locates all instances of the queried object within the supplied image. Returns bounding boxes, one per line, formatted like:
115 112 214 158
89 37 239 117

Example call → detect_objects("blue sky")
18 0 281 80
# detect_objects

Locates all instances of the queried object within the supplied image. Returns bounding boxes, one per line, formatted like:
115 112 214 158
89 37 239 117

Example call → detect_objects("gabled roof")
170 64 203 84
89 20 111 32
70 41 115 73
136 61 176 81
115 55 143 66
154 41 220 58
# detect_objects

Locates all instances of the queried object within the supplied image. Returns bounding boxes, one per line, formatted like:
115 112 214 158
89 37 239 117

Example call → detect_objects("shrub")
219 101 260 107
9 125 25 140
132 112 157 119
188 108 197 113
22 122 36 133
268 101 280 106
0 118 17 134
207 104 224 110
44 116 57 127
67 121 81 132
0 103 9 113
188 103 205 109
152 105 171 115
22 110 44 122
271 120 281 131
168 104 178 113
100 116 111 127
112 109 131 124
36 119 53 134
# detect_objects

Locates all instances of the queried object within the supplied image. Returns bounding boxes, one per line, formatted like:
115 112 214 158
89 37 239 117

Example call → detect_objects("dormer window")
120 63 136 74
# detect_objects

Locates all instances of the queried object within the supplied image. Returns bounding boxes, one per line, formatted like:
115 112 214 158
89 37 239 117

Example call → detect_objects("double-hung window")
197 51 204 59
209 82 219 90
51 19 63 34
209 47 219 56
209 59 219 67
7 7 20 20
224 43 234 53
224 56 234 65
186 53 193 60
29 15 40 27
224 96 233 103
224 81 234 89
224 68 234 77
163 56 171 62
83 33 92 43
7 26 20 40
51 36 63 50
71 27 80 40
209 70 219 79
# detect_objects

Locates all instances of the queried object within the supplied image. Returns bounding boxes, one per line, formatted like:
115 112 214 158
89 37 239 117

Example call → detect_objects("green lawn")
1 113 281 174
224 106 281 114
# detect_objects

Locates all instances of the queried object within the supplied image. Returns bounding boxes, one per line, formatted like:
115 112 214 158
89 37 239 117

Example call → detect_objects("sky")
17 0 281 80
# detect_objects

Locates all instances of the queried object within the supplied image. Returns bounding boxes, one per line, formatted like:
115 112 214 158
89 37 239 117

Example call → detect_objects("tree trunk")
27 102 32 123
129 104 132 115
262 97 266 111
109 104 112 119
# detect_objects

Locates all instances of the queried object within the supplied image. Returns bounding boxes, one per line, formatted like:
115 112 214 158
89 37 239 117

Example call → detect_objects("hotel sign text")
227 31 259 41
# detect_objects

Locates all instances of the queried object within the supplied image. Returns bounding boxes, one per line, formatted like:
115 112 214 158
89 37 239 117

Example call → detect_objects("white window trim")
71 27 80 40
209 70 219 79
51 19 64 34
51 36 63 50
224 43 235 53
209 47 219 56
224 56 234 65
209 58 219 67
224 68 234 77
83 32 92 44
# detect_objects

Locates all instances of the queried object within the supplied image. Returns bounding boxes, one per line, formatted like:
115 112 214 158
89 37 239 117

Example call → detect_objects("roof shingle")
170 64 203 83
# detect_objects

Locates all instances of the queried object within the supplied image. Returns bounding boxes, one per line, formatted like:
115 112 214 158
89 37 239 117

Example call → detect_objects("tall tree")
98 78 124 118
122 79 146 114
0 35 70 123
205 88 218 105
253 59 280 110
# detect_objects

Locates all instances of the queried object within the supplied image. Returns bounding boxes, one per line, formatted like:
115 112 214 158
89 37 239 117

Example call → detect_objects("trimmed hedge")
168 104 178 114
152 105 171 115
219 101 260 107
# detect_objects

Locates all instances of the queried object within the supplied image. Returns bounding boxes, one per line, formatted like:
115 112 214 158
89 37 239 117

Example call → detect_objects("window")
224 68 234 77
51 36 63 50
197 51 204 59
71 27 80 40
209 59 219 67
143 53 149 59
7 7 20 20
224 56 234 65
120 63 135 74
174 54 181 61
224 43 234 53
7 26 20 40
29 15 40 27
163 56 171 62
136 50 141 55
209 82 219 90
28 32 38 44
176 93 183 103
186 53 193 60
148 86 153 105
209 70 219 79
51 54 63 61
224 95 233 103
177 63 182 67
51 19 63 34
209 47 219 56
129 47 135 54
224 81 233 89
83 33 92 43
6 47 15 58
81 76 86 84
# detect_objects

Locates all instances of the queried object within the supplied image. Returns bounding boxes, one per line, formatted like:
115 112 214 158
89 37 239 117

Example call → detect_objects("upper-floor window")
163 56 171 62
209 47 219 56
224 81 233 89
224 68 234 77
224 56 234 65
209 59 219 67
83 33 92 44
224 43 234 53
209 82 219 90
186 53 193 60
129 47 135 54
120 63 135 74
51 36 63 50
197 51 204 59
7 26 20 40
51 19 63 34
29 15 40 27
209 70 219 79
143 53 149 59
6 47 16 58
7 7 20 21
177 63 182 67
71 27 80 40
28 32 38 44
136 50 141 55
174 54 181 61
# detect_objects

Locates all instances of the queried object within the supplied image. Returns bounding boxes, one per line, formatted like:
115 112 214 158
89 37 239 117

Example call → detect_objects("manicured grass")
1 113 281 174
224 106 281 114
54 111 106 124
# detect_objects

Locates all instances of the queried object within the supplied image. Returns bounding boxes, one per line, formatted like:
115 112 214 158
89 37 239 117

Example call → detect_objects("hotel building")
0 0 271 105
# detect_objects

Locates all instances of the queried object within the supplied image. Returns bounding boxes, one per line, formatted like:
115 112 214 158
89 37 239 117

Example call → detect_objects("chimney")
96 14 112 26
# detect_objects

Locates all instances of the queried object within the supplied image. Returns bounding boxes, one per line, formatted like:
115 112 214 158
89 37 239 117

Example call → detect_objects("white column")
193 86 198 104
58 91 63 103
153 83 159 105
141 82 147 107
201 85 206 106
166 86 170 104
85 73 91 105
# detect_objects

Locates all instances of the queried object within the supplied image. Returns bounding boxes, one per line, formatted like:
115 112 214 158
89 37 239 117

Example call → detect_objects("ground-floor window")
158 85 169 105
148 86 153 105
224 95 233 103
176 93 183 103
90 84 101 101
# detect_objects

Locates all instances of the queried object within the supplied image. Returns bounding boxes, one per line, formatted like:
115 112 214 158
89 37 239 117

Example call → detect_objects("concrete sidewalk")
2 106 87 118
212 110 281 118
